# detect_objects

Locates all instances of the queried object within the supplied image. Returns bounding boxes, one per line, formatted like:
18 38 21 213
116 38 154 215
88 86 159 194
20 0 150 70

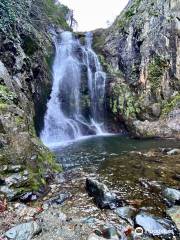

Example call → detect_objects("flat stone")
166 205 180 231
135 212 176 238
5 221 41 240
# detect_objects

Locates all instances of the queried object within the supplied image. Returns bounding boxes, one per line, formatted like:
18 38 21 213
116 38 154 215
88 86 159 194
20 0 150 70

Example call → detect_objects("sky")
59 0 129 31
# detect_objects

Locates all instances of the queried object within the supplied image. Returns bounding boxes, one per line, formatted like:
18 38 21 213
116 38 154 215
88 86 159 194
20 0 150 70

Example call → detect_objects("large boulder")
86 178 121 209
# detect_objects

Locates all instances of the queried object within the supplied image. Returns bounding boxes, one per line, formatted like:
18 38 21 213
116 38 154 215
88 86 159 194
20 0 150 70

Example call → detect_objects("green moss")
147 56 168 92
161 93 180 116
0 84 17 105
111 82 141 119
0 103 8 110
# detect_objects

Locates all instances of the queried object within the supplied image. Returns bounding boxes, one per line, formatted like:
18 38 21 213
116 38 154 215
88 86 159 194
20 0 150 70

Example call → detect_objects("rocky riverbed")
0 145 180 240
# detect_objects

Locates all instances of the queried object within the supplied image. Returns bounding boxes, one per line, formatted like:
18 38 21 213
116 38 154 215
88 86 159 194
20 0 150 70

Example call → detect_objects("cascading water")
41 31 107 146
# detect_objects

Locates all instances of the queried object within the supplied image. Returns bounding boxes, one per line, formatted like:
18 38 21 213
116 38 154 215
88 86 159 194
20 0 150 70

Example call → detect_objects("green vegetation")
43 0 70 29
147 56 168 92
111 82 141 119
0 84 17 104
116 0 142 29
162 93 180 116
98 54 124 79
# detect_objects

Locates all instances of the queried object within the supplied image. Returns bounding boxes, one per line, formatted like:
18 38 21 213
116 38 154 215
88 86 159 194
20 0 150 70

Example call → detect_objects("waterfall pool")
52 135 180 216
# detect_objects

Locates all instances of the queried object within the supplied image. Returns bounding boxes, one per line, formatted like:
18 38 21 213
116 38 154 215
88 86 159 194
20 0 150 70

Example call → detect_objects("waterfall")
41 31 107 146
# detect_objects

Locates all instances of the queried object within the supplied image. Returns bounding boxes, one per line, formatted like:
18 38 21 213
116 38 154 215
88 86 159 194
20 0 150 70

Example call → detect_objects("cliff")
0 0 70 195
93 0 180 138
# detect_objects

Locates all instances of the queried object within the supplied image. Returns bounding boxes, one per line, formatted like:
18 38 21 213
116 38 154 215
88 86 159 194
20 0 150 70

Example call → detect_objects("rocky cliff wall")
0 0 70 194
93 0 180 138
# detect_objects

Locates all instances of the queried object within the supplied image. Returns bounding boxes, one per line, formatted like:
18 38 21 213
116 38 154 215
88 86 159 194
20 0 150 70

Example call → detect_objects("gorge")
0 0 180 239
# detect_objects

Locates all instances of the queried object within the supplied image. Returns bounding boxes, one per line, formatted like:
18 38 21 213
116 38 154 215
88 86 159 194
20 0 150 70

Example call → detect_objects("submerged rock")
5 221 41 240
86 178 120 209
135 212 177 238
163 187 180 206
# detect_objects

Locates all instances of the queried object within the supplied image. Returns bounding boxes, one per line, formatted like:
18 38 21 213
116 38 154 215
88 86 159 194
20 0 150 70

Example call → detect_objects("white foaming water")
41 31 107 147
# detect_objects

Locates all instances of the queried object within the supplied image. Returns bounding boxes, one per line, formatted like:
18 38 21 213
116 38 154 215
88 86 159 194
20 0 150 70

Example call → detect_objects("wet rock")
163 188 180 206
45 192 71 206
166 205 180 230
4 221 41 240
167 149 180 156
115 206 136 225
135 212 176 238
19 192 37 203
86 178 120 209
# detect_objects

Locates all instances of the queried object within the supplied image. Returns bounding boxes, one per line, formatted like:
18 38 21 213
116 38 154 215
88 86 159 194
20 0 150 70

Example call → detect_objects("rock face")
93 0 180 138
0 1 70 193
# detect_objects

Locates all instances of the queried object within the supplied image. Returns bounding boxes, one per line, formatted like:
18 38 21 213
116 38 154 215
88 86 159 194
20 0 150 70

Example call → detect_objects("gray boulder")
86 178 121 209
5 221 41 240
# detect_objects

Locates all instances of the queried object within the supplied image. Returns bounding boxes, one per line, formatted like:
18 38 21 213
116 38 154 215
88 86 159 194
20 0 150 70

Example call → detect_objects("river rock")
19 192 37 203
86 178 120 209
166 205 180 231
135 212 176 238
5 221 41 240
163 187 180 206
45 192 71 206
115 206 136 225
167 149 180 156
